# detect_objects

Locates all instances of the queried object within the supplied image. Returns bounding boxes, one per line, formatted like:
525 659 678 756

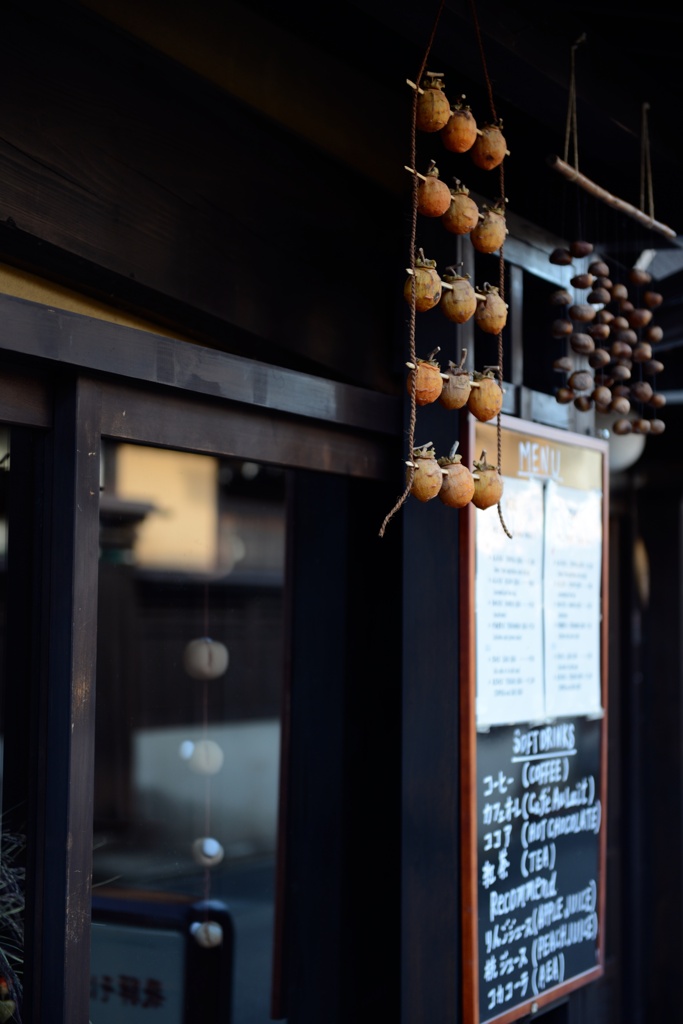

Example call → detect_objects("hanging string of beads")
182 585 230 948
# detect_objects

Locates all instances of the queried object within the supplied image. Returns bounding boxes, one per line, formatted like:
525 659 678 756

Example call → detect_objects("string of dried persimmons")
378 0 511 539
468 0 512 538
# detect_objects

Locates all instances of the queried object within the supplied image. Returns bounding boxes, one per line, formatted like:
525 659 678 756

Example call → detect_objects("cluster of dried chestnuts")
408 441 504 510
404 251 509 334
549 240 666 436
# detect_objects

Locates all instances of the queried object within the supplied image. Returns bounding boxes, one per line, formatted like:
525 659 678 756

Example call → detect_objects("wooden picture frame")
460 413 609 1024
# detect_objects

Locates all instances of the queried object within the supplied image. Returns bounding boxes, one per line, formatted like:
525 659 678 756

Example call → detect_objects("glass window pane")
0 428 26 1024
92 442 287 1024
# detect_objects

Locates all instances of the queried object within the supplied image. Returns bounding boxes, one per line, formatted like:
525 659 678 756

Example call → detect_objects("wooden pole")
547 154 677 240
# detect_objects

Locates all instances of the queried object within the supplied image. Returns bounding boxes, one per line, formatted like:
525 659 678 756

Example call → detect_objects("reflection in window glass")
92 442 287 1023
0 430 25 1023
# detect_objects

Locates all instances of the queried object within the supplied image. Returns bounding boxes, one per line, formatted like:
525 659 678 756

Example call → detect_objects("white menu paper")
475 475 545 726
543 480 603 717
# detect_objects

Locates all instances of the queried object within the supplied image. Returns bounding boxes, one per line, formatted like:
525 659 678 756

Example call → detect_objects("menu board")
461 416 608 1024
474 429 604 727
476 718 602 1022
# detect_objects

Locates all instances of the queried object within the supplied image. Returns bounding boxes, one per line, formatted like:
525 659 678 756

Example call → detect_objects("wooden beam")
0 293 400 438
547 154 677 240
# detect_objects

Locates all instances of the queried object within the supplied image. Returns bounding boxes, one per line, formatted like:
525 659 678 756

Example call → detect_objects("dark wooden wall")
1 4 680 1024
0 2 409 393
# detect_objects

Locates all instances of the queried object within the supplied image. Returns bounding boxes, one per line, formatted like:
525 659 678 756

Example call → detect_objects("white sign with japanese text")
90 922 184 1022
475 475 545 726
543 481 603 718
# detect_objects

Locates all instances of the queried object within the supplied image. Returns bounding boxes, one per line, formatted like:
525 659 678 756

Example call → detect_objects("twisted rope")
378 0 445 537
640 101 654 218
469 0 512 539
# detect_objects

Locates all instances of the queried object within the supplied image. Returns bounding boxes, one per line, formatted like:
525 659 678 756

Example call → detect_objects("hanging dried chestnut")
569 240 594 258
611 364 632 381
569 304 597 322
574 395 593 412
628 308 653 329
611 340 633 360
587 323 611 341
610 283 629 301
569 332 595 354
643 358 664 376
550 288 573 306
549 247 573 266
645 325 664 343
571 272 595 289
588 348 611 368
632 342 653 363
629 267 652 286
643 290 663 309
592 385 612 406
649 418 666 434
568 370 593 392
631 380 654 403
553 356 574 373
612 384 631 398
614 328 638 346
588 287 611 305
555 387 576 404
552 318 574 338
589 260 611 278
610 395 631 415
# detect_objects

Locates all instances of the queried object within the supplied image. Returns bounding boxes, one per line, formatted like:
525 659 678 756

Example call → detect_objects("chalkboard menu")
460 415 608 1024
475 717 602 1021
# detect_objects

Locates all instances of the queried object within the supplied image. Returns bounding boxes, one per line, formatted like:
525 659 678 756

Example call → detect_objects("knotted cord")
379 0 512 538
640 101 654 218
378 0 445 538
468 0 512 539
563 34 586 171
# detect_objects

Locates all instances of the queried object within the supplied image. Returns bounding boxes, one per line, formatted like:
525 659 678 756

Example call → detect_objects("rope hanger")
550 34 675 239
378 0 511 539
563 33 585 172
